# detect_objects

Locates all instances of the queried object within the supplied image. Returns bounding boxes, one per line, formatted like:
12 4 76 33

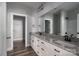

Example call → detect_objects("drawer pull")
37 40 39 41
41 48 44 51
54 55 56 56
54 49 60 53
32 40 34 42
41 42 44 44
37 51 39 54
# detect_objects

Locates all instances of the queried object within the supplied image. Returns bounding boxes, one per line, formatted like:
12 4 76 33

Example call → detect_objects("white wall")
31 16 38 32
0 2 6 56
6 3 33 51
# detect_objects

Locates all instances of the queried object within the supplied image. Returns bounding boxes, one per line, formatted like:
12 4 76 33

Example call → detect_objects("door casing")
10 13 27 50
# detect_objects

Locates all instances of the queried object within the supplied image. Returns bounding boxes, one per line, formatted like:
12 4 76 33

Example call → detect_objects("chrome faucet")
64 32 73 42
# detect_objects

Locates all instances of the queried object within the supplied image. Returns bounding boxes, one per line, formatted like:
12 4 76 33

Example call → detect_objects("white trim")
77 14 79 38
44 19 53 34
10 12 27 50
60 11 67 36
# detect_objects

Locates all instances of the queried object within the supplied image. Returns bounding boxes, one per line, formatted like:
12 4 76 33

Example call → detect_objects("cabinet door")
39 40 49 56
39 39 57 56
31 35 34 49
35 38 44 56
31 36 37 50
33 37 39 54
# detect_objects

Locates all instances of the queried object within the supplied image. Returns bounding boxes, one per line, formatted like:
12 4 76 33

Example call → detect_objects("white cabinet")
31 35 37 50
31 35 42 55
31 35 34 49
38 40 50 56
31 35 76 56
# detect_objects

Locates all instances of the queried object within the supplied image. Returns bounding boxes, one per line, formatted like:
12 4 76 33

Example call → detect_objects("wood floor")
13 40 25 51
7 40 37 56
7 46 38 56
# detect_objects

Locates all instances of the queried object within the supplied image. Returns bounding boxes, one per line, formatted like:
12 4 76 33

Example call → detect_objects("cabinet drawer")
39 40 48 47
36 46 42 56
50 44 76 56
39 40 58 56
36 45 45 56
38 40 50 56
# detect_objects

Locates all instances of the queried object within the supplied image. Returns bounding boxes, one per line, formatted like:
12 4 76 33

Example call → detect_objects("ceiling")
45 2 79 15
7 2 79 16
13 2 43 10
60 2 79 11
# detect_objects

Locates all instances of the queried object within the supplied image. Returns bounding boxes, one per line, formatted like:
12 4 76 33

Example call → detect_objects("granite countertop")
31 32 79 56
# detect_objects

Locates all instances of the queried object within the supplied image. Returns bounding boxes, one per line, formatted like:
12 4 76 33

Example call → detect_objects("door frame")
77 14 79 38
10 13 27 50
44 19 53 34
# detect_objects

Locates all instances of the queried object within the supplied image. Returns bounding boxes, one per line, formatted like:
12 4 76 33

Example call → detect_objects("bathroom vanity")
31 33 79 56
30 2 79 56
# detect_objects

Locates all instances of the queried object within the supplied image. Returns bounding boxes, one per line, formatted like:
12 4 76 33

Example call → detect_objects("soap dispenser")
64 32 69 41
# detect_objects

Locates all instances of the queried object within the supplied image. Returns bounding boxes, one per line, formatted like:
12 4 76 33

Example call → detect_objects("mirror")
39 3 79 37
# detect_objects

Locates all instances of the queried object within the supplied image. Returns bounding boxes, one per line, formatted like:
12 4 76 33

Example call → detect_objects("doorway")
13 15 25 51
45 20 50 33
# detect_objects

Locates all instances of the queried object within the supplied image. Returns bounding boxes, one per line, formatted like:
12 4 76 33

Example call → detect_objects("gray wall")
67 9 78 36
53 12 60 34
7 3 33 51
0 2 6 56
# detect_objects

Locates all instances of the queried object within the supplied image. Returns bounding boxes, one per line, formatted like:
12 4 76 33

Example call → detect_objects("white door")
13 16 23 41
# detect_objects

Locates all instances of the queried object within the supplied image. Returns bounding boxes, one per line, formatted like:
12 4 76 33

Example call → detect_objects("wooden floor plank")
7 46 38 56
